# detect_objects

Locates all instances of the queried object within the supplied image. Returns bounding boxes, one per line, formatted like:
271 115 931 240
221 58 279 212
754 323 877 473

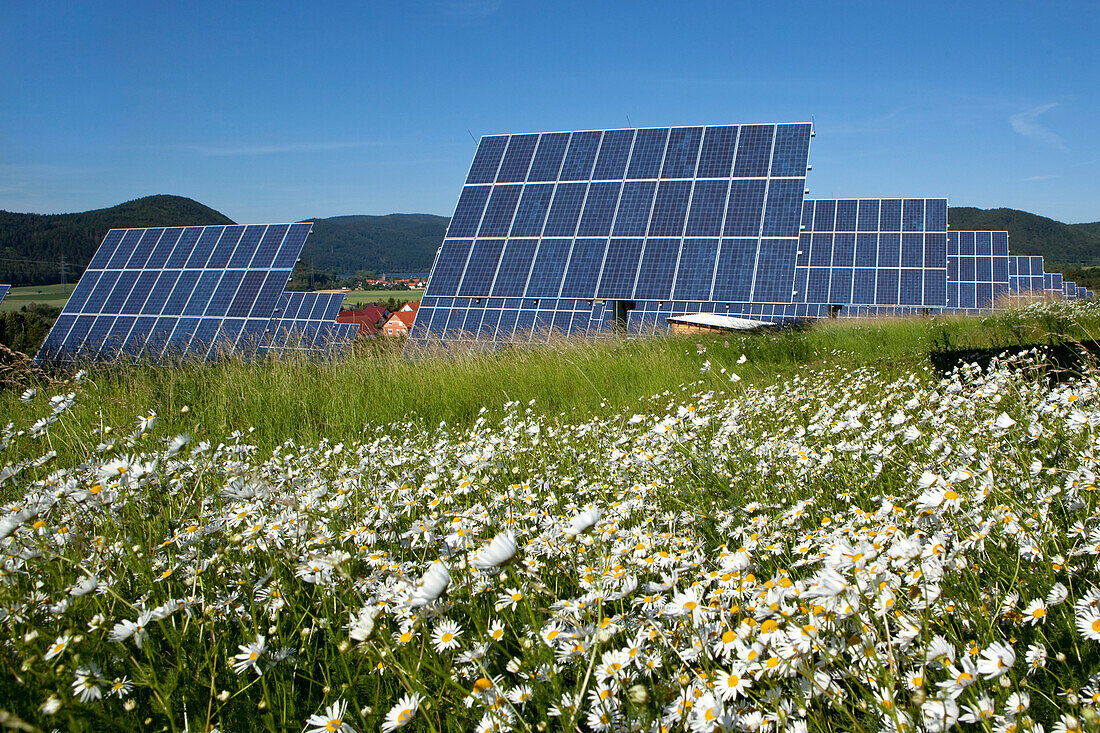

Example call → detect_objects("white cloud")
1021 174 1061 182
1009 103 1066 150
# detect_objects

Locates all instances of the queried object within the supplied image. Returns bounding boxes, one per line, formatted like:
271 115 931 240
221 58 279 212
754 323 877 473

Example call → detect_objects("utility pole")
59 257 67 286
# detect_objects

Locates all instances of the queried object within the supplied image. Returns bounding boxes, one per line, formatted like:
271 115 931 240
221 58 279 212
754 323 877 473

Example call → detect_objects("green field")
3 301 1100 731
0 285 421 314
0 282 76 311
336 288 423 307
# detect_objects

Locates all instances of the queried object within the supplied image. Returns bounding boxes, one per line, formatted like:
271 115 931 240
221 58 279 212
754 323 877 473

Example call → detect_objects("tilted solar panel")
794 199 949 315
947 231 1010 310
0 285 10 306
36 223 311 362
413 123 813 343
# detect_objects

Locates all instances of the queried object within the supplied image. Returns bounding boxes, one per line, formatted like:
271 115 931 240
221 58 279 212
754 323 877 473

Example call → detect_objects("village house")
380 302 419 336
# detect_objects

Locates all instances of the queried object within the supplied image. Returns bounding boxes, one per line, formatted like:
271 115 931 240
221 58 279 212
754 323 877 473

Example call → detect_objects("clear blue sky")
3 1 1098 224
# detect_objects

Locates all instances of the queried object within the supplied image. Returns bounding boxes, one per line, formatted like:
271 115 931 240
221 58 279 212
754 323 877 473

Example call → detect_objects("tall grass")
4 304 1100 475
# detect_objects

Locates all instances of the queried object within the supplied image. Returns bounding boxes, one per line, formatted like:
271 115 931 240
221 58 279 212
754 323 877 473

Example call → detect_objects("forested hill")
948 207 1100 265
300 214 448 277
3 196 1099 286
0 195 234 286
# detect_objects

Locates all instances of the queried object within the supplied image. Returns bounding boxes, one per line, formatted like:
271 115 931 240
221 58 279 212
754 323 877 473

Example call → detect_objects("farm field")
337 288 423 308
2 301 1100 731
0 283 76 312
0 285 421 315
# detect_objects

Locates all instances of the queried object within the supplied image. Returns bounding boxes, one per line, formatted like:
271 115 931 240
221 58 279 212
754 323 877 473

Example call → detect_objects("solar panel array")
0 285 10 306
412 122 1091 344
35 223 356 362
413 123 813 341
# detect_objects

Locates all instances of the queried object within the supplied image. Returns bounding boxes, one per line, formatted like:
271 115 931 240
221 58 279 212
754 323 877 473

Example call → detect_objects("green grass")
4 301 1100 731
0 283 76 312
5 303 1099 475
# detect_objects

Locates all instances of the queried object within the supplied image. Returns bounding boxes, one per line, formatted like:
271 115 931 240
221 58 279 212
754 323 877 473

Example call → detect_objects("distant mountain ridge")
948 207 1100 265
0 195 234 286
301 214 448 277
3 196 1099 288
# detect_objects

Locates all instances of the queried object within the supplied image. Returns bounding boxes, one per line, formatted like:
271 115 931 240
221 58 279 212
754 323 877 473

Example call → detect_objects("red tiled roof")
394 302 419 327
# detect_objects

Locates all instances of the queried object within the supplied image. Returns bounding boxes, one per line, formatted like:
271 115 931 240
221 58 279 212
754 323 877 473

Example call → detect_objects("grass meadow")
3 300 1100 732
0 284 77 312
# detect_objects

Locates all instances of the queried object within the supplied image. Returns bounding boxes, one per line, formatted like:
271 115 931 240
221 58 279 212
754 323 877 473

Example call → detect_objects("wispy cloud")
1010 103 1066 149
1022 174 1061 182
183 140 380 157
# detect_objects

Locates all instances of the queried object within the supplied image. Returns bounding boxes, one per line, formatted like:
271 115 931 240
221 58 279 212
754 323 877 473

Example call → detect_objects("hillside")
0 195 234 286
948 207 1100 266
299 213 447 277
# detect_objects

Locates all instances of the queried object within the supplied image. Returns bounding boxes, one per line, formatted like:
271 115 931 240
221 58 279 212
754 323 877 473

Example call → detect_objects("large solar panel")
795 198 949 312
947 231 1010 310
36 223 312 362
0 285 10 306
413 123 813 342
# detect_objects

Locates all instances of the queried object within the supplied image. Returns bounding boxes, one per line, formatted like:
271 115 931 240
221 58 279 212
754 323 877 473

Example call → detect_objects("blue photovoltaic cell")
458 240 506 296
36 223 313 363
528 133 570 182
492 239 538 297
0 284 12 306
597 239 644 299
416 123 812 342
634 239 680 300
661 127 702 179
525 239 572 298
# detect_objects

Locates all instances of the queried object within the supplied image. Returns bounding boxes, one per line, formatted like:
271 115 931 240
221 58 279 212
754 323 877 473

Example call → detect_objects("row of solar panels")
33 224 360 363
410 125 1090 343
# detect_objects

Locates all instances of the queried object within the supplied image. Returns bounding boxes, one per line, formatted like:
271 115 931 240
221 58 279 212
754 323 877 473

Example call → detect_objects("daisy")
381 692 422 733
108 677 133 698
714 667 751 701
487 619 505 643
1022 598 1047 625
564 507 601 537
431 619 463 653
1025 643 1047 674
1075 607 1100 641
495 586 524 612
409 561 450 608
977 641 1016 679
232 635 267 675
71 665 104 703
305 699 355 733
43 633 72 661
471 531 517 570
